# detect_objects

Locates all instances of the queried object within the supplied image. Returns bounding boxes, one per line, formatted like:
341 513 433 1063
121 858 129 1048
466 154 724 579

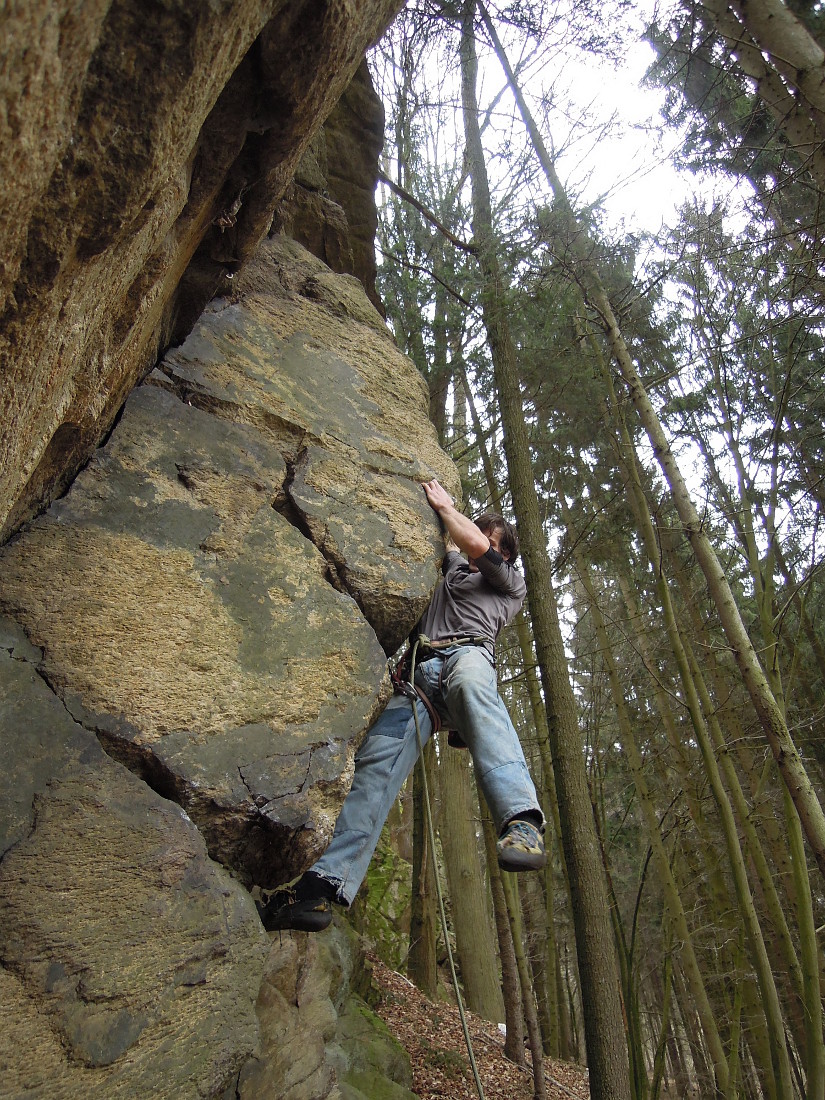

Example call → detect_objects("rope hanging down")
406 636 487 1100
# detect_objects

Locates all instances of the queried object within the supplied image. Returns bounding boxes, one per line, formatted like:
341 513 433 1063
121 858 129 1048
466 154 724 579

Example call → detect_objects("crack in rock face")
0 237 457 892
0 639 269 1095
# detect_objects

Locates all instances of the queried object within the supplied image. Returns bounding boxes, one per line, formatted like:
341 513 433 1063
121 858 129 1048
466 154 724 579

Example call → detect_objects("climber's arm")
422 479 489 559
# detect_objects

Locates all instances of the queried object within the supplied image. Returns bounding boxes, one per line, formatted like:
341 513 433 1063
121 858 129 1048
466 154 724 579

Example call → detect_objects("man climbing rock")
258 477 545 932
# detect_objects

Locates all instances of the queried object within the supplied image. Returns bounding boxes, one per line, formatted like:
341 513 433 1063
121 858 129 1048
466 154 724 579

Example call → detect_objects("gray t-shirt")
418 549 526 653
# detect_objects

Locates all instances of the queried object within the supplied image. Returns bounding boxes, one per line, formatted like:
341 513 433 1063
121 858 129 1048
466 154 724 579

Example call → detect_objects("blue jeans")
312 645 543 904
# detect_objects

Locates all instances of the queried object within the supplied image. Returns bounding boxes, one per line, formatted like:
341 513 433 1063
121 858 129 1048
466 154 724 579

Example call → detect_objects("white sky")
553 38 694 234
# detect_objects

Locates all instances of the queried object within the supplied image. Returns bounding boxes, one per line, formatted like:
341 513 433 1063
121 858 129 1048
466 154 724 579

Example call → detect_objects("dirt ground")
368 954 591 1100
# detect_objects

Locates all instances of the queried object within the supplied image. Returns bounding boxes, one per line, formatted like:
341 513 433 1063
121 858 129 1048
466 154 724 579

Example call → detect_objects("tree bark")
559 486 729 1099
460 7 631 1097
481 805 525 1062
439 735 506 1021
720 0 825 140
503 872 548 1100
698 0 825 186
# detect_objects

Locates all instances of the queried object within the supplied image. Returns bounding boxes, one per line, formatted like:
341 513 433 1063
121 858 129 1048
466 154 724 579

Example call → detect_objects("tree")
459 5 632 1096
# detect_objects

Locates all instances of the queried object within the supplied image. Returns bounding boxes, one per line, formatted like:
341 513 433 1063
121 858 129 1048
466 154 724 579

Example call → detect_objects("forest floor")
368 954 591 1100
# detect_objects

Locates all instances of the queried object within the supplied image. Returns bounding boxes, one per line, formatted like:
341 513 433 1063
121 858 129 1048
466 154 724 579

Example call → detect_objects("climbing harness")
403 634 488 1100
392 634 495 749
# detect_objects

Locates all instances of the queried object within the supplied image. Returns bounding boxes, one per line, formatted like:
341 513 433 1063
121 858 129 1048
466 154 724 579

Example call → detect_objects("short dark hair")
475 512 519 563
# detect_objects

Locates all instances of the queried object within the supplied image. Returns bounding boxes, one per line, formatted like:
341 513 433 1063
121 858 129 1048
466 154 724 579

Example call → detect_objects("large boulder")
0 620 269 1099
0 0 403 542
0 237 456 890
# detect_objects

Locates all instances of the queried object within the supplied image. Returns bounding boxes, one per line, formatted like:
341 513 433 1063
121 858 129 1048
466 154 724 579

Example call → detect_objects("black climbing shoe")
496 818 546 872
256 872 338 933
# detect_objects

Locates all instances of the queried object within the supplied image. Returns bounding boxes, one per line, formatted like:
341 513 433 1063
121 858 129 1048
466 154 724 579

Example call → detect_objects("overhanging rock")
0 0 404 540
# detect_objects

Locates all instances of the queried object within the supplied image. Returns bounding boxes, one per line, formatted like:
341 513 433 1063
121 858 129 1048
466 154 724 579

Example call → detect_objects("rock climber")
257 477 545 932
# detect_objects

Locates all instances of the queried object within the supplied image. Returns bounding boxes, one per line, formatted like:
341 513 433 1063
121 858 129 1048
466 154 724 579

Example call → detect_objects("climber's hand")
422 479 454 514
422 480 490 560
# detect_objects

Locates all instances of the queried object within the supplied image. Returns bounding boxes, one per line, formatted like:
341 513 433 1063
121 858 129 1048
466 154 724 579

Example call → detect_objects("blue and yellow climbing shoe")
496 818 546 872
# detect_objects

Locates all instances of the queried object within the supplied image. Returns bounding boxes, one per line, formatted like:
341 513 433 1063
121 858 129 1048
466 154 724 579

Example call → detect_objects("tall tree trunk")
503 872 548 1100
460 8 631 1097
439 735 506 1021
464 377 571 1058
712 0 825 140
409 738 438 997
481 805 525 1063
520 873 556 1056
697 0 825 186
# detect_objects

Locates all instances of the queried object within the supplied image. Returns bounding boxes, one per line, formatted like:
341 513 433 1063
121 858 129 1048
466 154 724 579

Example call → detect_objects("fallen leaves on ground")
367 954 590 1100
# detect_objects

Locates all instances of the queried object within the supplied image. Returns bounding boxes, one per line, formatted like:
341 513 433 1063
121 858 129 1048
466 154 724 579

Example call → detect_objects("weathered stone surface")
2 9 461 1097
278 61 385 310
0 0 404 542
159 235 454 653
325 62 387 311
0 641 268 1099
332 996 418 1100
234 921 415 1100
0 388 386 887
0 239 456 889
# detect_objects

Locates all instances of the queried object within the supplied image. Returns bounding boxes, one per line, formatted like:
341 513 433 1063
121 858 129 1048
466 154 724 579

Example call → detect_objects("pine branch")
378 170 477 254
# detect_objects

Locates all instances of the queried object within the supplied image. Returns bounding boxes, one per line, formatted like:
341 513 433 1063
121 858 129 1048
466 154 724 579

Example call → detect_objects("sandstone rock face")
237 922 416 1100
0 0 403 542
0 237 456 892
0 619 269 1099
278 61 386 312
0 241 457 1096
2 10 460 1095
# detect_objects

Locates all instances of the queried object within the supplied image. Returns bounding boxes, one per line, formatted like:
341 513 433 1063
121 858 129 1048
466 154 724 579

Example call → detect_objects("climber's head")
474 513 518 563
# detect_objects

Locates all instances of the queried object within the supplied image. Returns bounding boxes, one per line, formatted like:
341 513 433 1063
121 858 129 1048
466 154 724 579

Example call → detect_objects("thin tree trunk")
667 537 821 1084
649 949 674 1100
409 738 438 996
460 8 631 1097
439 735 506 1021
559 487 726 1100
481 804 525 1063
520 873 555 1056
593 365 794 1096
591 276 825 883
503 873 548 1100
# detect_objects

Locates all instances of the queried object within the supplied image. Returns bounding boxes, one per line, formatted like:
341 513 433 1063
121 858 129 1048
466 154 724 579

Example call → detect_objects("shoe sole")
258 900 333 933
274 909 333 932
497 850 546 873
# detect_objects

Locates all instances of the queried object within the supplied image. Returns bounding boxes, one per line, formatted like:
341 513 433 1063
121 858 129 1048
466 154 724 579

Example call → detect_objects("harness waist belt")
416 634 495 661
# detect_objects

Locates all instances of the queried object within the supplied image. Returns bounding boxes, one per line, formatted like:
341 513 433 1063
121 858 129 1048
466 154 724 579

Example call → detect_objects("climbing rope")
406 636 487 1100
